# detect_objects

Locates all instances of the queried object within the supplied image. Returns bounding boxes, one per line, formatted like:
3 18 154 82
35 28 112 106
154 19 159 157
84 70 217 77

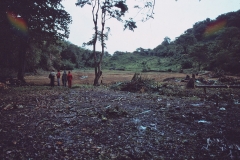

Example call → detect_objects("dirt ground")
25 70 188 86
1 70 240 159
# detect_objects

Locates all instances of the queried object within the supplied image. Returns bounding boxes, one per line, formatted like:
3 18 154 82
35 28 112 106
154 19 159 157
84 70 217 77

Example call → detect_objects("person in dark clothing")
67 71 73 88
49 70 55 87
62 70 67 87
186 74 195 89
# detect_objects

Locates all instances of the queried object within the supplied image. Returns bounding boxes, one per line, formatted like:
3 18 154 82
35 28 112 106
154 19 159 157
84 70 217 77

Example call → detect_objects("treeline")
0 37 111 72
129 9 240 74
0 35 105 73
0 35 112 75
1 4 240 79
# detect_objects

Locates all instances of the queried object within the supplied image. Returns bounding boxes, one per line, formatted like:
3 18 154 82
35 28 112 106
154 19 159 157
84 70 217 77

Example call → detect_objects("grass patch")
102 53 184 72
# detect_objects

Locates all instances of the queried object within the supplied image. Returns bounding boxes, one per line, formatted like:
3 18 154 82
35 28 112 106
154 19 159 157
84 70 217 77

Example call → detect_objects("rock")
175 106 181 110
175 130 182 134
182 140 189 145
101 115 107 122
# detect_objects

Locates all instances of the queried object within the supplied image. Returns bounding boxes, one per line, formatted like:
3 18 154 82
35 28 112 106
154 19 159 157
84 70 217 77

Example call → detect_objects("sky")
61 0 240 55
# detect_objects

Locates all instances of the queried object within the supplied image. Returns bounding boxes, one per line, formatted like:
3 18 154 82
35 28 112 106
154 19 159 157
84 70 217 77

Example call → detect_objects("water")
219 107 226 111
198 120 211 124
191 103 204 107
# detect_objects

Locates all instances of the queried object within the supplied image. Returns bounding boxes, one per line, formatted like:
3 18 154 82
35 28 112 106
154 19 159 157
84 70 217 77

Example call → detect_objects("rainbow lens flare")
204 19 226 37
7 11 28 36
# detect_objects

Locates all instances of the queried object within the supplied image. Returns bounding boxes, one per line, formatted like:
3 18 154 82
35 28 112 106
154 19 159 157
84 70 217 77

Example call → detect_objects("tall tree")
189 43 209 71
162 37 171 46
76 0 101 85
76 0 155 85
0 0 72 81
175 33 197 54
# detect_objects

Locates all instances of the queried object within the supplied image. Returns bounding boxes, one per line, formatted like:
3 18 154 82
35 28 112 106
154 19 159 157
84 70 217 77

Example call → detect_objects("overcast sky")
61 0 240 54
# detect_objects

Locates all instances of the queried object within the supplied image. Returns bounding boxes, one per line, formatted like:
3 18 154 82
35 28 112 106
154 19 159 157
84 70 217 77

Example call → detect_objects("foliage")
181 60 193 69
0 0 72 80
1 1 240 76
61 59 75 70
76 0 156 85
175 33 197 54
112 73 157 92
189 43 209 71
141 61 151 72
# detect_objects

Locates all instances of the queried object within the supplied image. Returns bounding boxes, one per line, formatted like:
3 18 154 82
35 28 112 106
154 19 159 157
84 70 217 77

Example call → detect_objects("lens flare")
204 19 226 37
7 11 28 36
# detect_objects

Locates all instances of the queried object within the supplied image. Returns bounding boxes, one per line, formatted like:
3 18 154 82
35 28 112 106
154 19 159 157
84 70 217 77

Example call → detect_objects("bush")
61 60 75 70
181 60 193 69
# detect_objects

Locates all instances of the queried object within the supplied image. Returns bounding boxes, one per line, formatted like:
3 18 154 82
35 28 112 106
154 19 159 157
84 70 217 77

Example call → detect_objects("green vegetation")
1 0 240 83
106 10 240 75
0 0 72 81
102 51 182 72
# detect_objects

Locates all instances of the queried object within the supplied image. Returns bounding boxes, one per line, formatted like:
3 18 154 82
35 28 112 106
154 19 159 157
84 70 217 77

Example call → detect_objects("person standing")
48 70 55 87
67 71 73 88
62 70 67 87
186 73 195 89
56 70 61 86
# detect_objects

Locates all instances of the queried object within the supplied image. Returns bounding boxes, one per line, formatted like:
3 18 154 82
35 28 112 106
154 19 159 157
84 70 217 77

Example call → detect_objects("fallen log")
195 85 240 94
196 85 240 88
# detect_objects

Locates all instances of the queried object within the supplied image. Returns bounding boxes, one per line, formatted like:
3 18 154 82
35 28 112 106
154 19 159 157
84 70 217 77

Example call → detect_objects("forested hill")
107 9 240 74
1 9 240 79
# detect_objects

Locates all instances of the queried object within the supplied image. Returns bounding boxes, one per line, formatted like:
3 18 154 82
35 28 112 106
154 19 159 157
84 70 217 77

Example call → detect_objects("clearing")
0 70 240 159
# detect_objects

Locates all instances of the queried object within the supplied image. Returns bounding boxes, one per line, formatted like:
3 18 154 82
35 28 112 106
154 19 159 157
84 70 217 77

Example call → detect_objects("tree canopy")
0 0 72 80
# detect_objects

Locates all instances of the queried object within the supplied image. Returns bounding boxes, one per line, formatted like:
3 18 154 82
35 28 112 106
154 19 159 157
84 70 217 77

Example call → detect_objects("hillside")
101 9 240 75
102 52 187 73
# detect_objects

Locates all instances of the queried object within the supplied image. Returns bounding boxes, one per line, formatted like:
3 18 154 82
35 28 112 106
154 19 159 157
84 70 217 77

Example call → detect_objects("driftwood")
196 85 240 94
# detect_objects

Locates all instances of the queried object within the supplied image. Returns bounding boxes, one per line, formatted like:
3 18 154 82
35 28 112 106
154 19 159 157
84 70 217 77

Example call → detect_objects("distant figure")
186 74 195 89
67 71 73 88
62 70 67 87
56 70 61 86
192 73 195 79
49 70 55 87
185 75 190 80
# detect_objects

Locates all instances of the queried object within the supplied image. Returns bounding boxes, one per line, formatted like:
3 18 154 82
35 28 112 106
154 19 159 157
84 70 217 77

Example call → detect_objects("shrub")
61 60 75 70
181 60 193 69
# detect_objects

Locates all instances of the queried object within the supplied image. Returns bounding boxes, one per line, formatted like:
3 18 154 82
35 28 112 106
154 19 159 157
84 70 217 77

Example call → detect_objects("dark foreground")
0 85 240 159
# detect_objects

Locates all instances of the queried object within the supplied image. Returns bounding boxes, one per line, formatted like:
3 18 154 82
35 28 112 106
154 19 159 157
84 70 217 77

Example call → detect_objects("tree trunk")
94 16 105 86
93 62 102 86
198 63 201 71
92 0 100 86
17 39 28 82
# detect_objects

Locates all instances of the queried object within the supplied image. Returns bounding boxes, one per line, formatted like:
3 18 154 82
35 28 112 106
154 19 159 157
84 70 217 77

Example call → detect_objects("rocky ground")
1 80 240 159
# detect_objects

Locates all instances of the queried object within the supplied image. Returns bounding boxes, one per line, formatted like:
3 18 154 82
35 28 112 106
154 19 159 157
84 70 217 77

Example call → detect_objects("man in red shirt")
67 71 73 88
56 70 61 86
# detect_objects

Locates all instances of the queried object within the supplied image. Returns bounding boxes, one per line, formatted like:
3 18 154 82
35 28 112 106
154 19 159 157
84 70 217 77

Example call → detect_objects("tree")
189 43 209 71
162 36 171 46
213 27 240 73
175 33 197 54
192 18 211 41
0 0 72 81
76 0 155 85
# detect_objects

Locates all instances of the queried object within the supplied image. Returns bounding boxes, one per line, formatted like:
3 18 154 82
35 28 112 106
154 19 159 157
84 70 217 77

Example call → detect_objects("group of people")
49 70 73 88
